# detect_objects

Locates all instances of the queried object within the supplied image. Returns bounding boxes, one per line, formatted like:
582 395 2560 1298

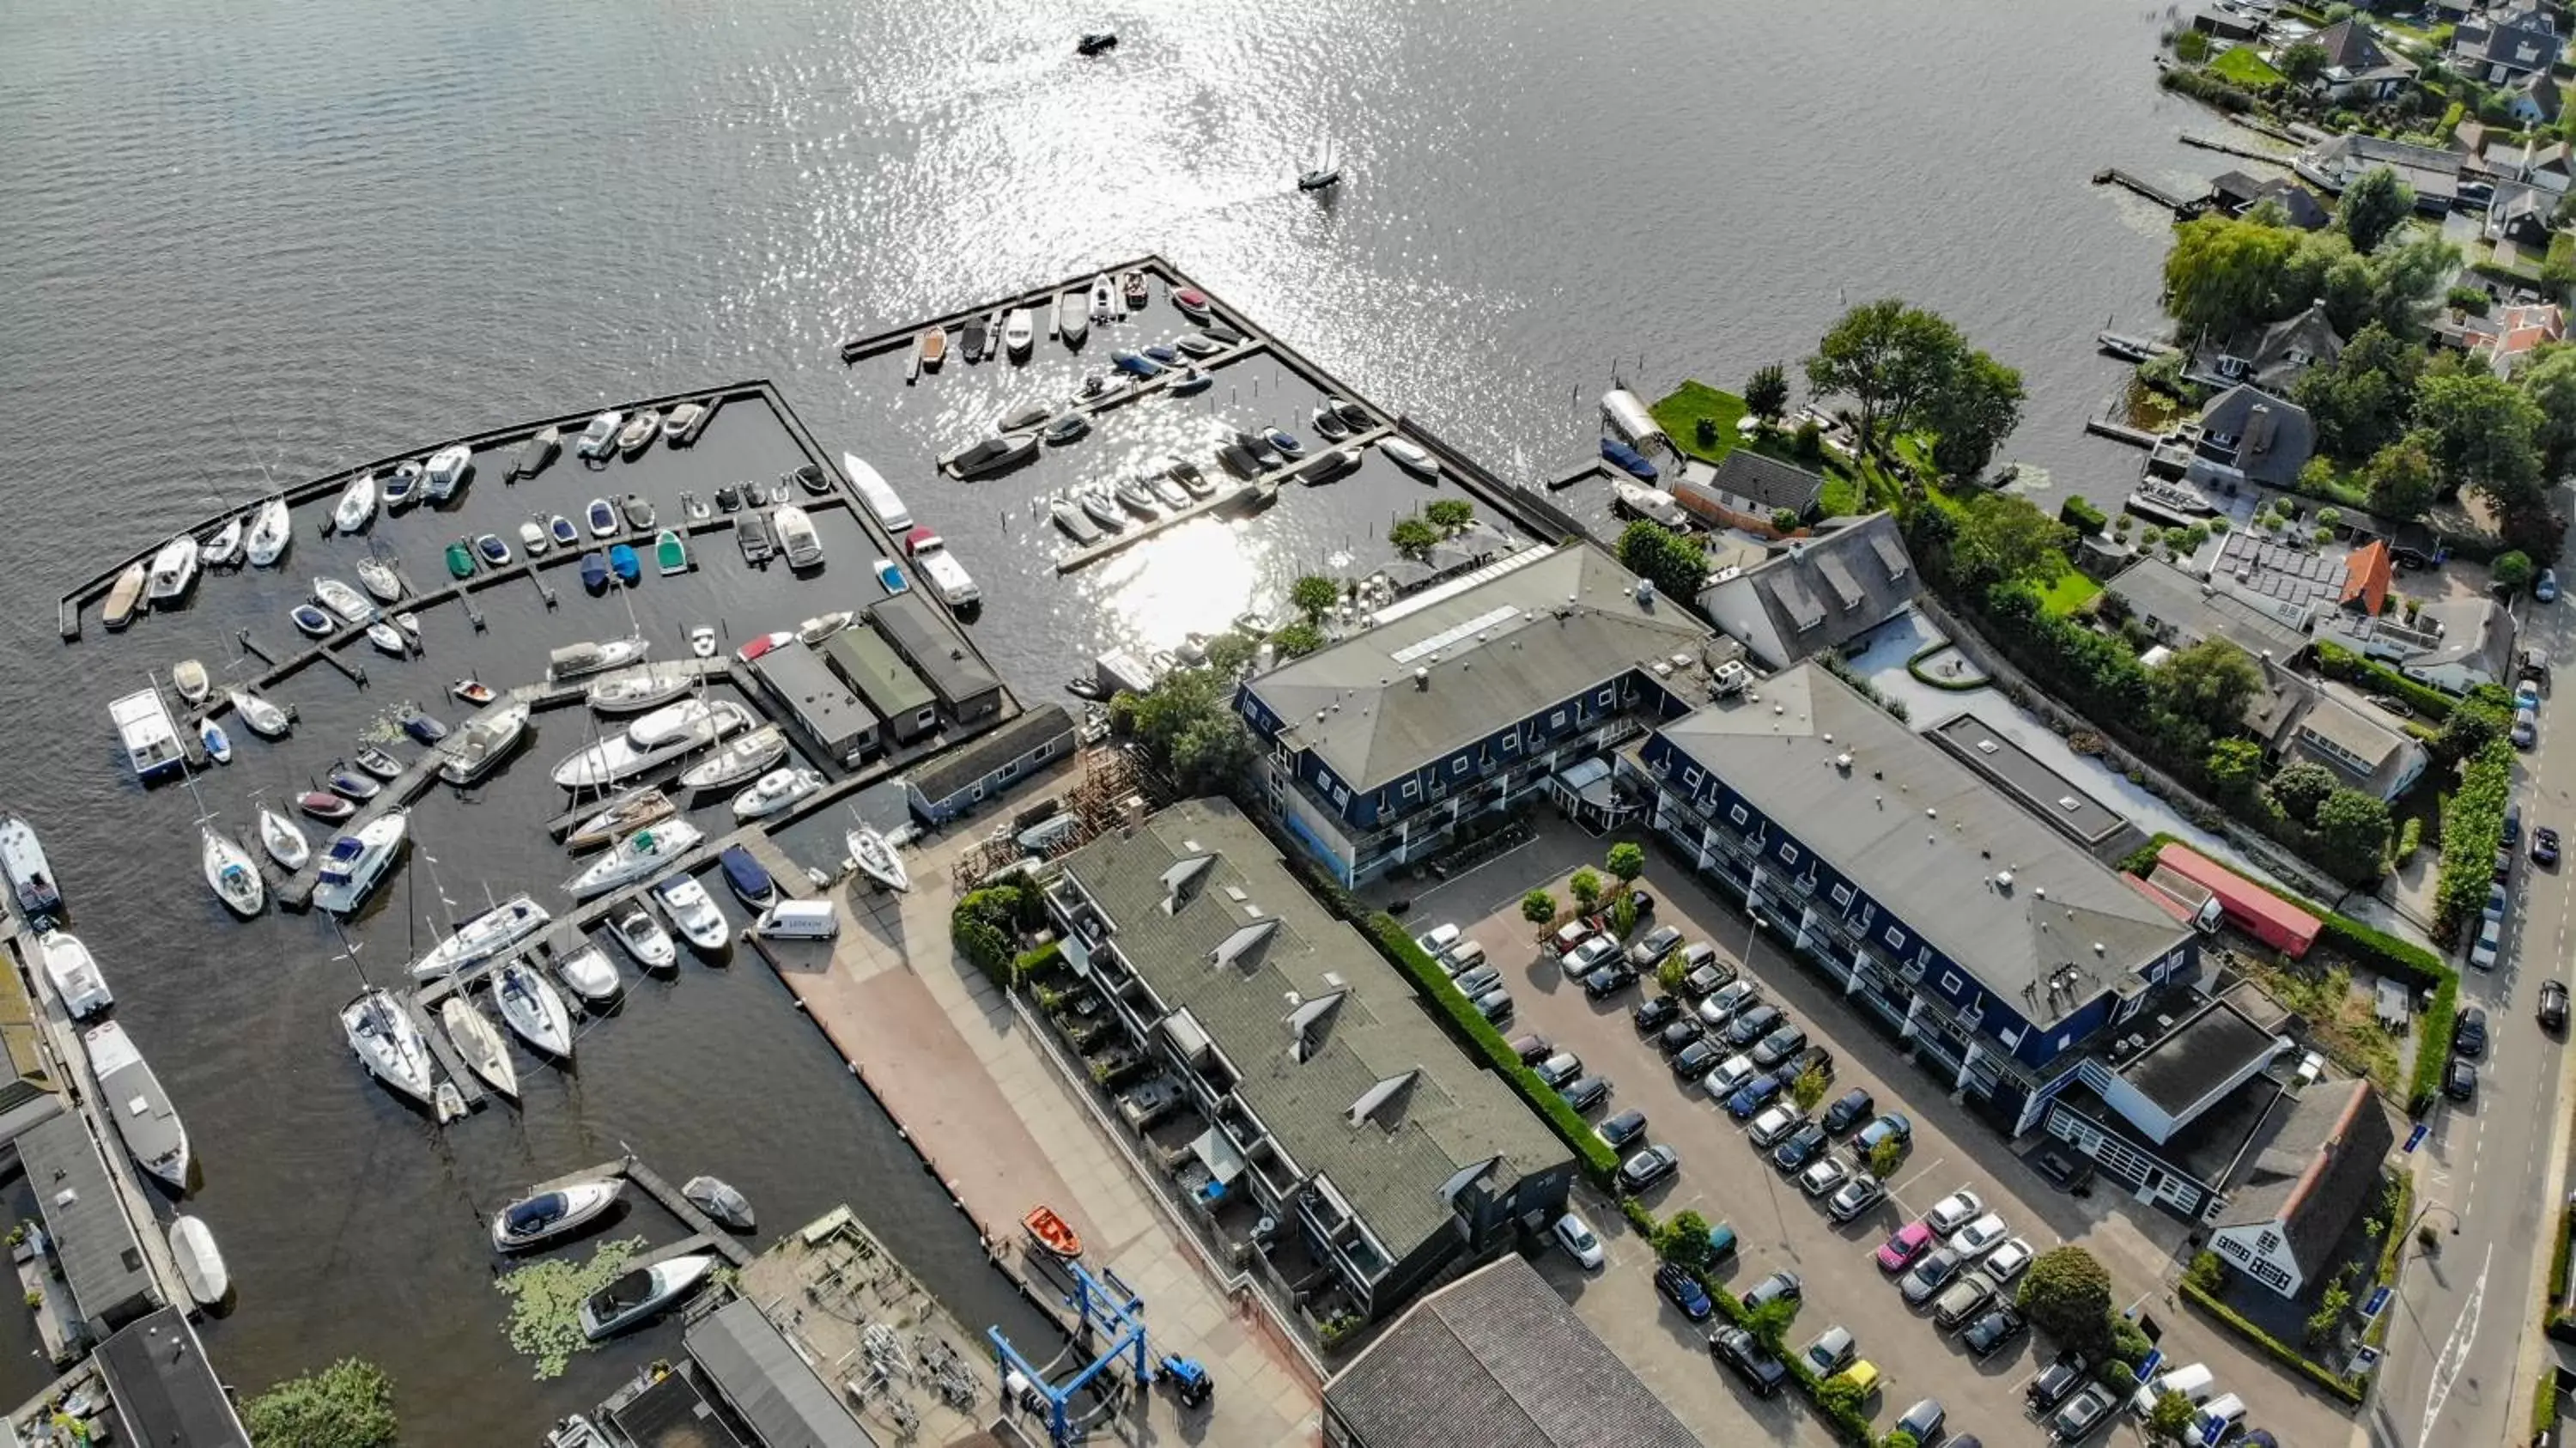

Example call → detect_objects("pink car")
1875 1220 1934 1274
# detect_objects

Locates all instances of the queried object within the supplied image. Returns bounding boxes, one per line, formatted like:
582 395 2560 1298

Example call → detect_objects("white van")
2129 1361 2215 1418
2193 1393 2248 1442
1441 940 1487 976
754 899 839 940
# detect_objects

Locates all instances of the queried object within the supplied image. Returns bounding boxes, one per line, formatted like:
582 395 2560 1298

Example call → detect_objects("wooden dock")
2178 131 2293 163
2085 417 2164 449
398 992 487 1113
2092 167 2202 216
518 1155 754 1269
836 256 1166 364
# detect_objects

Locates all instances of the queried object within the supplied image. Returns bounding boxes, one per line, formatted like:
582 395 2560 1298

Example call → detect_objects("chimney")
2245 405 2275 456
1413 667 1429 691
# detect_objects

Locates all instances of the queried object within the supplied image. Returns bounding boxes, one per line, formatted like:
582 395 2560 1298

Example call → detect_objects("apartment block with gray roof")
1043 798 1574 1323
1619 663 2202 1133
1236 543 1714 885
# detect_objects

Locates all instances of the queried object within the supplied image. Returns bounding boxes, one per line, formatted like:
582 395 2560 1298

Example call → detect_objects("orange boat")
1024 1205 1082 1260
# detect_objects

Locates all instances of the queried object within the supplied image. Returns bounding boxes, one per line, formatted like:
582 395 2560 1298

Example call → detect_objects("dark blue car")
1727 1072 1784 1120
1601 436 1661 481
1655 1262 1713 1321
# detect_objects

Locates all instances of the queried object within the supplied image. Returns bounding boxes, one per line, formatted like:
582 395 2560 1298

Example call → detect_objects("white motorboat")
547 637 650 681
367 620 409 657
313 808 410 916
0 818 59 918
422 443 473 502
495 960 574 1056
333 473 378 534
227 688 292 739
905 529 981 608
683 1176 755 1232
732 767 821 821
550 701 751 791
202 825 264 917
38 933 112 1020
102 563 147 630
678 726 786 792
1380 437 1441 478
566 788 674 853
342 988 436 1105
440 997 518 1100
564 821 706 899
313 576 375 626
847 825 911 893
168 1215 228 1307
146 537 200 605
580 1253 717 1341
198 514 246 569
772 505 823 568
577 411 624 459
1003 307 1035 357
1059 289 1089 344
257 806 308 870
245 496 293 568
796 610 854 645
586 663 697 715
663 402 706 441
519 520 549 557
651 874 730 953
841 453 912 531
491 1178 623 1253
690 625 716 659
353 556 404 604
555 944 623 1005
409 893 551 981
607 906 676 971
1091 274 1115 321
437 702 532 786
112 689 185 780
86 1021 190 1187
171 659 210 705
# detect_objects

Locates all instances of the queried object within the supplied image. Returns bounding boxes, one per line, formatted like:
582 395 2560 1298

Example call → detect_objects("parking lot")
1379 821 2361 1447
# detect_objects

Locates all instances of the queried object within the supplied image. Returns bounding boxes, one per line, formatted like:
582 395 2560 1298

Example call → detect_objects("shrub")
1814 1373 1868 1421
2016 1246 2114 1355
2433 739 2514 942
2178 1277 2366 1402
2160 65 2257 112
1868 1135 1907 1180
2494 550 2537 593
2396 816 2422 862
1655 1209 1716 1272
2185 1250 2227 1295
2175 29 2212 62
244 1359 402 1448
2314 640 2454 721
1794 420 1826 465
953 885 1037 987
2061 495 2109 534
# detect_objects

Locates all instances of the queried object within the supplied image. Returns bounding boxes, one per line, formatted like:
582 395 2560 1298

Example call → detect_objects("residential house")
1670 448 1827 532
2307 17 2421 102
1695 511 1919 670
1321 1256 1699 1448
1236 543 1713 886
2184 300 2345 394
2506 64 2567 125
1044 798 1577 1324
2206 1078 2397 1297
2191 7 2264 41
2467 300 2568 375
750 642 878 768
2154 384 2317 490
866 593 1004 723
2485 180 2556 248
2106 557 2313 656
2452 3 2563 85
2203 170 2331 229
2294 134 2463 211
2318 595 2518 694
2504 137 2576 195
2341 538 2393 618
1619 663 2204 1137
2285 691 2429 800
901 703 1074 824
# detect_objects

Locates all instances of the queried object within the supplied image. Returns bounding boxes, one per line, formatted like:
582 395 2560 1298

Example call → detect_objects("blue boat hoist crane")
988 1259 1210 1443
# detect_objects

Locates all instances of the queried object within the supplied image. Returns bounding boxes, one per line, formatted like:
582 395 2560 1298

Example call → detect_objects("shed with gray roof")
17 1110 158 1343
867 593 1003 722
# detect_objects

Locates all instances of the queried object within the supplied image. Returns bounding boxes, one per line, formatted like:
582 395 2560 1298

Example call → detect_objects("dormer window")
1347 1069 1418 1127
1161 855 1217 913
1211 919 1280 972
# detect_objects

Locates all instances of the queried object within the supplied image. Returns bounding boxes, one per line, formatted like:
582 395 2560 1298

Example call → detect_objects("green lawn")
2209 45 2284 88
1649 381 1747 465
2036 569 2102 618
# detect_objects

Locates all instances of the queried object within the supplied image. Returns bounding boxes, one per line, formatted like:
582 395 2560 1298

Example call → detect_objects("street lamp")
2404 1202 2462 1252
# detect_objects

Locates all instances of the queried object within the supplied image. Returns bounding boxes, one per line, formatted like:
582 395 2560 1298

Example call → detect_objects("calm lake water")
0 0 2213 1434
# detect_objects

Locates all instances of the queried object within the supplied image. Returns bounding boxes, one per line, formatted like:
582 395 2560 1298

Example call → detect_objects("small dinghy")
495 961 574 1057
326 764 381 802
354 557 404 604
297 790 355 824
1170 367 1211 396
549 514 580 549
622 494 656 531
732 767 822 821
445 538 477 580
198 514 246 568
492 1177 623 1253
229 689 293 739
683 1176 755 1232
848 825 911 893
398 706 449 745
678 726 787 792
617 410 659 456
519 519 549 557
168 1215 230 1307
690 626 717 659
652 874 731 954
203 826 264 917
474 532 512 568
342 988 435 1104
258 806 309 869
355 746 404 780
452 678 496 705
380 461 422 510
39 934 113 1022
586 498 620 537
608 907 677 972
580 551 609 590
440 997 517 1100
579 1253 717 1341
555 944 623 1007
367 620 409 657
872 558 910 594
655 529 688 576
567 788 675 853
197 717 232 764
609 545 640 584
1024 1204 1083 1260
290 603 337 638
513 425 562 480
1052 500 1101 543
332 473 377 535
172 659 210 705
718 845 776 910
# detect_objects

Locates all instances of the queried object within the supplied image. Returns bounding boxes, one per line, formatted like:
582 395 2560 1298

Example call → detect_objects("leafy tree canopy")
244 1359 399 1448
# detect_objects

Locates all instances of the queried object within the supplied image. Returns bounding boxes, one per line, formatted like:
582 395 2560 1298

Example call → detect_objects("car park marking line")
1884 1158 1946 1207
2416 1245 2489 1448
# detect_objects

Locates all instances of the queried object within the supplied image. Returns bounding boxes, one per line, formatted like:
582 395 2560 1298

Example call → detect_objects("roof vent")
1414 666 1429 691
1834 752 1853 770
1925 807 1937 818
2034 886 2047 900
1822 733 1833 745
2093 941 2106 955
1996 870 2014 891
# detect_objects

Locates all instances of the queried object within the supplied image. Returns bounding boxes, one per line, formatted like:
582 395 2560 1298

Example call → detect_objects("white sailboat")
586 663 698 715
313 576 375 625
847 824 912 893
244 496 293 568
332 473 378 534
408 893 551 981
202 824 264 917
342 987 437 1105
495 960 574 1057
440 997 518 1100
197 514 246 569
563 822 706 899
354 556 405 604
677 726 786 792
228 688 293 739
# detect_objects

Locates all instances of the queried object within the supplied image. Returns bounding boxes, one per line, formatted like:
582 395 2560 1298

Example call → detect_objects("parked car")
1681 961 1734 997
1875 1221 1935 1273
1923 1189 1985 1236
1710 1325 1788 1396
2048 1383 2118 1443
1932 1275 1996 1329
1799 1154 1852 1197
1473 989 1513 1025
2514 706 2538 749
1553 1213 1605 1269
1740 1269 1801 1311
2536 826 2561 867
1981 1237 2037 1287
1632 995 1683 1033
1725 1004 1783 1047
1893 1398 1945 1445
1411 922 1461 958
1654 1262 1712 1321
2506 802 2524 849
1704 1053 1761 1099
2445 1057 2478 1101
1821 1086 1875 1135
1751 1025 1809 1068
1698 978 1759 1028
1452 964 1504 999
1672 1038 1726 1080
1559 1075 1611 1113
1947 1211 2010 1256
1747 1104 1805 1148
1628 923 1684 968
1801 1325 1857 1377
1560 934 1619 978
2471 917 2503 970
1835 1360 1881 1398
2453 1006 2488 1057
1961 1304 2027 1359
1787 1043 1834 1081
1727 1073 1786 1120
1506 1031 1552 1064
1619 1143 1680 1192
2484 883 2511 927
1535 1051 1583 1088
2518 678 2545 711
1658 1019 1708 1056
2026 1352 2093 1412
2540 567 2560 602
1550 919 1594 956
1855 1112 1913 1155
1828 1173 1886 1222
2496 847 2516 885
1582 963 1637 999
2541 979 2570 1032
1899 1247 1965 1306
1596 1108 1649 1151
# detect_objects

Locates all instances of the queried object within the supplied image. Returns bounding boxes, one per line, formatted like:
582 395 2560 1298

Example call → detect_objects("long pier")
837 256 1166 364
2179 131 2294 163
2092 167 2202 216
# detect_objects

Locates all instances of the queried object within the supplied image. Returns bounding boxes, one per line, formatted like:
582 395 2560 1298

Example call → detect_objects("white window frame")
1778 843 1800 867
1831 883 1855 910
1883 925 1907 951
1728 804 1750 827
1940 970 1963 995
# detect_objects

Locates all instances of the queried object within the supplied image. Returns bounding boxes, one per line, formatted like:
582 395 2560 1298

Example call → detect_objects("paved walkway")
750 763 1323 1448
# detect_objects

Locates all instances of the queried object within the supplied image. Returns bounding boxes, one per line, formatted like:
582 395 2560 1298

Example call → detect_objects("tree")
1747 362 1791 423
1771 507 1801 532
2279 39 2330 85
2494 550 2537 593
1609 891 1639 938
2175 29 2213 63
2415 369 2546 504
2144 1389 2198 1443
1882 1433 1922 1448
1273 620 1324 658
1947 492 2074 589
1923 348 2028 479
2184 1250 2227 1295
1203 631 1258 675
1655 1209 1717 1271
2206 737 2265 799
2362 435 2440 522
2163 213 2302 338
2339 166 2415 253
2014 1246 2115 1354
2518 344 2576 476
1814 1372 1865 1420
2156 637 2264 734
1804 297 1969 451
244 1359 400 1448
1111 666 1255 792
1520 889 1557 926
1658 953 1689 991
1748 1294 1801 1354
2269 759 2340 824
1389 515 1439 558
1867 1134 1907 1180
1617 520 1709 601
1793 419 1826 465
1793 1062 1829 1111
1569 868 1603 911
2297 321 2424 463
1425 498 1475 534
2314 788 2394 882
2365 233 2462 336
1606 842 1646 883
1290 574 1339 623
1171 713 1255 790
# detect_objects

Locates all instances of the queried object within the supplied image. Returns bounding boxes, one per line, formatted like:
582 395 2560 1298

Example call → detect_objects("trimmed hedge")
1362 912 1620 1181
2433 739 2515 943
1905 641 1989 691
2315 640 2455 722
2177 1280 2366 1404
2549 1203 2574 1311
2537 1369 2562 1443
2409 976 2459 1117
2361 1171 2412 1351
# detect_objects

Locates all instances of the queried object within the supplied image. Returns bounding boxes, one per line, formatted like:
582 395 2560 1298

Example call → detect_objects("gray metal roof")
2292 694 2415 775
1706 450 1826 514
753 642 879 745
1324 1255 1698 1448
95 1308 252 1447
1249 545 1709 793
685 1298 877 1448
1653 666 2192 1011
822 627 934 721
866 594 1000 712
16 1110 155 1330
906 704 1072 804
1060 799 1569 1256
1705 513 1918 667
